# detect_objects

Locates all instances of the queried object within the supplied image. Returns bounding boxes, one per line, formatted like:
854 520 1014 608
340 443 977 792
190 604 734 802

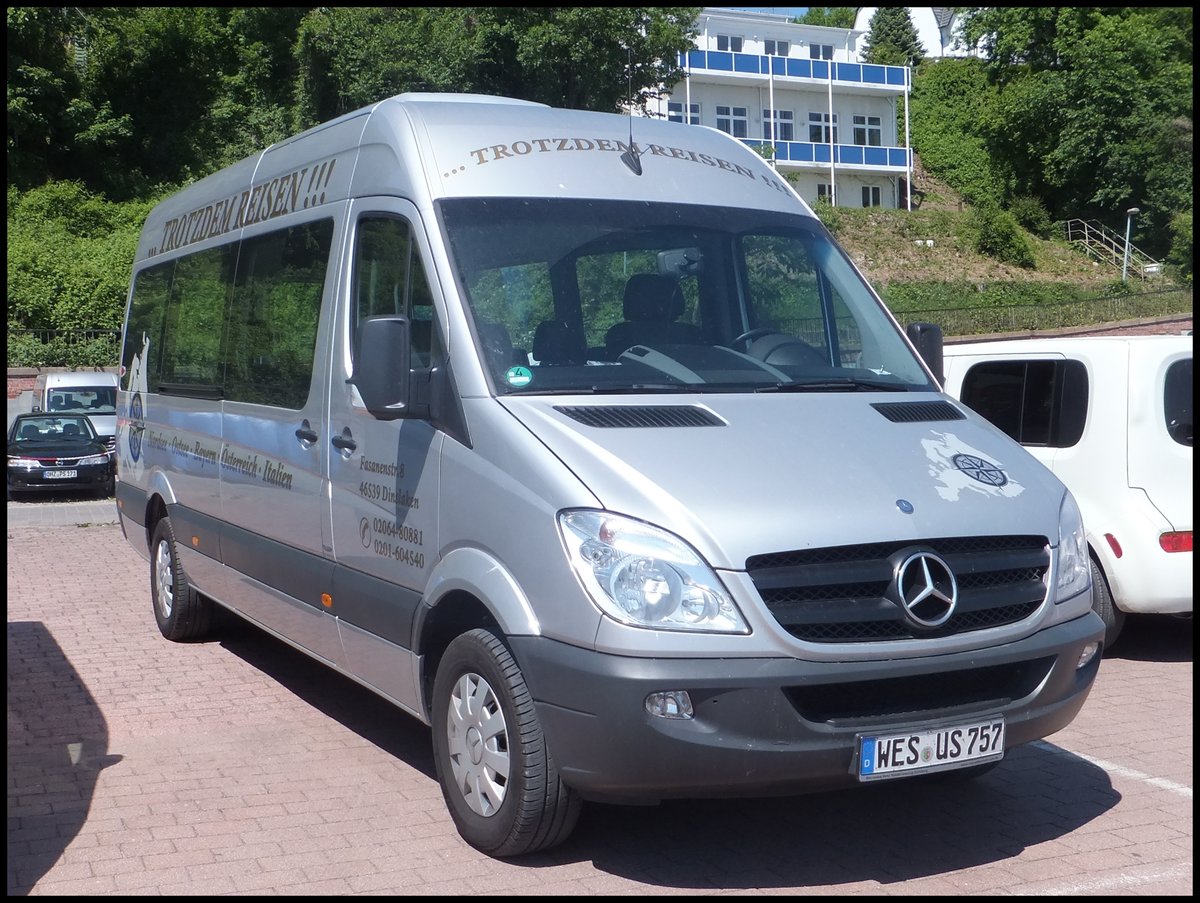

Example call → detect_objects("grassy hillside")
823 166 1118 292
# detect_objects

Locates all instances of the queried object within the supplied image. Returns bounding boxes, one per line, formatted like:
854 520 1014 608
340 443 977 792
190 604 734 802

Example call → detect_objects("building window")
808 112 838 144
817 184 834 204
862 186 881 208
716 34 743 53
765 39 789 56
668 101 700 125
716 105 748 138
763 109 794 142
809 44 834 60
853 115 882 147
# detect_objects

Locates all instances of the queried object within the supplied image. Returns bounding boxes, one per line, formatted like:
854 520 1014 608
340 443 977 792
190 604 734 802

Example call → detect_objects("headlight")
78 454 110 466
8 457 41 469
558 510 749 633
1055 490 1090 601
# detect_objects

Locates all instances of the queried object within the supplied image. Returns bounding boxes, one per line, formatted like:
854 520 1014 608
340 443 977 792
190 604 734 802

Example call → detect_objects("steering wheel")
730 327 777 349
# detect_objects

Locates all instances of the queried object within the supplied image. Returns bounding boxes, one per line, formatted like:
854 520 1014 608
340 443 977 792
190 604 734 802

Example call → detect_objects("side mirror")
906 321 944 388
350 316 411 419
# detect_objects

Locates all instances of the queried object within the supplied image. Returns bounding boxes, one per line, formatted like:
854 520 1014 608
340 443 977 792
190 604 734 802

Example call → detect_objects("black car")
7 413 116 499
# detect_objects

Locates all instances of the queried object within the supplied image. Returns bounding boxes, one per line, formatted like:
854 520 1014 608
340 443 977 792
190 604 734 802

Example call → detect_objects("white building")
853 8 984 60
647 7 914 210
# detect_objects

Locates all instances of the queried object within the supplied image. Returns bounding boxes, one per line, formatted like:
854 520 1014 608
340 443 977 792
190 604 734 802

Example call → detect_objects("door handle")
331 431 357 452
295 422 318 444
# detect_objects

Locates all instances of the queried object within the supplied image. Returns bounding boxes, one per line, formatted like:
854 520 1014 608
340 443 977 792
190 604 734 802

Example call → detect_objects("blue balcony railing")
741 139 911 169
681 50 910 89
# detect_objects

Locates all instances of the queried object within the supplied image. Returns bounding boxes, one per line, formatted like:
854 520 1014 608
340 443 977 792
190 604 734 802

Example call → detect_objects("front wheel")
1090 558 1125 650
431 629 581 857
150 516 213 641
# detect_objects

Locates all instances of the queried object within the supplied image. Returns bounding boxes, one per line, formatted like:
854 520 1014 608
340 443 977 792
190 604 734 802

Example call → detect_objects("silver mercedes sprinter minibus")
116 93 1104 857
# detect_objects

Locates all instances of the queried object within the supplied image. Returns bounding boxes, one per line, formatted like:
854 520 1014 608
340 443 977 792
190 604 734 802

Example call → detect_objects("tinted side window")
961 359 1089 447
1164 358 1193 446
159 245 233 389
224 220 334 408
124 262 173 392
353 216 440 368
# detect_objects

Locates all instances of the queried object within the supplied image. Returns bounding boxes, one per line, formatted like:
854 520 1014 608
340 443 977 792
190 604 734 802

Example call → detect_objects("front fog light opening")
645 690 694 720
1077 641 1100 669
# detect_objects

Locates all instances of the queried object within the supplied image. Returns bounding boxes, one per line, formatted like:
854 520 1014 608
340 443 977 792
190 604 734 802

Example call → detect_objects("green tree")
957 7 1192 257
797 8 856 29
7 7 85 189
293 8 699 127
909 59 1003 206
859 7 925 66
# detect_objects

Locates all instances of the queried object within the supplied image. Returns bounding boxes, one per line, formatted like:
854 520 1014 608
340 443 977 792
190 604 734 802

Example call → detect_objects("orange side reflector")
321 593 333 608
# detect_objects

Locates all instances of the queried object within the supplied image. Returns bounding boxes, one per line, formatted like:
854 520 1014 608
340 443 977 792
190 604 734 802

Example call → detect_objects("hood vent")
554 405 724 428
871 400 965 423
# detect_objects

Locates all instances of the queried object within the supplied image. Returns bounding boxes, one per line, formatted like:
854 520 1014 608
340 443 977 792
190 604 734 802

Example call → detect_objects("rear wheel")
150 516 213 641
1090 558 1125 650
431 628 581 857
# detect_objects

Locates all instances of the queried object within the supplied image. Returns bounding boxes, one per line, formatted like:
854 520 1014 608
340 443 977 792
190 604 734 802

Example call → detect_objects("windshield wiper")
589 383 703 394
756 377 911 393
508 383 702 396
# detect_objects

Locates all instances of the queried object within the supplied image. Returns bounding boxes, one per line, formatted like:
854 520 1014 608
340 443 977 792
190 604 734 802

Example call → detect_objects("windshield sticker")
505 366 533 388
922 433 1025 500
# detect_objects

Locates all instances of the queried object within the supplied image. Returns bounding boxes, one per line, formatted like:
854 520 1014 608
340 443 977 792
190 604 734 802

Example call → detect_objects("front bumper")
512 611 1104 803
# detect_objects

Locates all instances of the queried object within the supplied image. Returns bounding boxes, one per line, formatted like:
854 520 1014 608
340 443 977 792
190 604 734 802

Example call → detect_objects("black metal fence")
892 287 1192 337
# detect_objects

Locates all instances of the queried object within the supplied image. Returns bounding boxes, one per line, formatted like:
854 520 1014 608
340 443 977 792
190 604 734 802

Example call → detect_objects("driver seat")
605 274 703 358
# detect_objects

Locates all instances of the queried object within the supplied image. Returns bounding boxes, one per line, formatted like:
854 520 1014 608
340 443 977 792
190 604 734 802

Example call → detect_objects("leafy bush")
8 182 158 333
1167 210 1193 281
968 202 1035 268
1006 195 1054 239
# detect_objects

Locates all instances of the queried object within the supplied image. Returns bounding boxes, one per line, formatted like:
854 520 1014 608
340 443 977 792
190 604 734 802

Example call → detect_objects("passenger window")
225 220 333 408
1164 358 1193 446
159 245 232 389
125 262 173 392
354 216 439 368
961 360 1088 447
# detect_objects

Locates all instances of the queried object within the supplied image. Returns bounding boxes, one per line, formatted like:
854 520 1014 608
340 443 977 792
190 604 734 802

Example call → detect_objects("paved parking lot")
7 511 1193 896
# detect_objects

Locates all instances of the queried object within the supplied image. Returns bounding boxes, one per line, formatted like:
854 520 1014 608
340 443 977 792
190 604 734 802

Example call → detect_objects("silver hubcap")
154 538 174 619
446 671 510 817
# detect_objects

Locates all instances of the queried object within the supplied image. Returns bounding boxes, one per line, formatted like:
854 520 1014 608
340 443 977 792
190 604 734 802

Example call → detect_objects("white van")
33 370 119 454
116 93 1103 857
943 335 1193 645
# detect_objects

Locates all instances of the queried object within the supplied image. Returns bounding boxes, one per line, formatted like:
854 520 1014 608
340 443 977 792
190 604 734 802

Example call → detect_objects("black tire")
1090 558 1125 649
431 628 581 857
150 516 213 641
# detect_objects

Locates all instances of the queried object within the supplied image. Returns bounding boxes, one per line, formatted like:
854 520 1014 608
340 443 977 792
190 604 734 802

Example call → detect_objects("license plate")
857 717 1005 781
45 470 78 480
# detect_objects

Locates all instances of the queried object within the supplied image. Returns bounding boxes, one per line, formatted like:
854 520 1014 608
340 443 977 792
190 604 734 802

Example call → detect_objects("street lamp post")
1122 207 1140 283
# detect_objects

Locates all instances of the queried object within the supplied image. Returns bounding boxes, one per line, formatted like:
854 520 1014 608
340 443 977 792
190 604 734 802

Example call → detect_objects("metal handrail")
1063 218 1161 279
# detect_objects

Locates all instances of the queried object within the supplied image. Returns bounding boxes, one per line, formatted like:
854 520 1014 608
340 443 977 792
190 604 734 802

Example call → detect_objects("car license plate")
45 469 78 480
857 717 1004 781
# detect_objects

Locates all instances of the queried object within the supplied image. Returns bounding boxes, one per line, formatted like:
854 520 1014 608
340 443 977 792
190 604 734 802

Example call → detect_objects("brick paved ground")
7 521 1193 896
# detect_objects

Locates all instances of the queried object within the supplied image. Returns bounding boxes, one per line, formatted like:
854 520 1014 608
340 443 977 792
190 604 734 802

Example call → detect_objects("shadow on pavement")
1107 613 1193 664
7 622 122 896
215 612 437 780
541 743 1118 888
